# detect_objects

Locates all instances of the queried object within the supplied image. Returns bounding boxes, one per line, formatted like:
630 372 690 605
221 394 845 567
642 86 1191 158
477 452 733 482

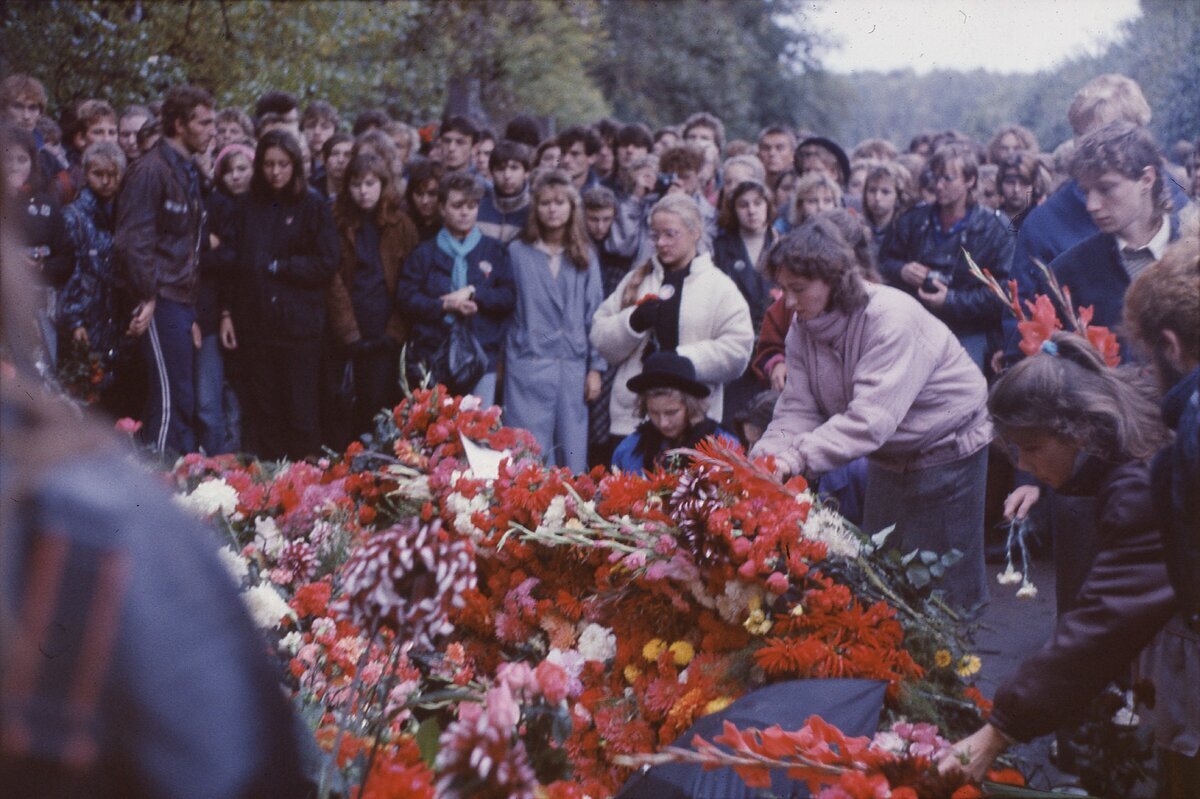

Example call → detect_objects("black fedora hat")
626 351 710 398
795 135 851 187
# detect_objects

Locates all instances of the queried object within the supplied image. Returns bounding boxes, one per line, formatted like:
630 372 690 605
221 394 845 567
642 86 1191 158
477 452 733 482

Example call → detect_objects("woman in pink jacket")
751 216 992 610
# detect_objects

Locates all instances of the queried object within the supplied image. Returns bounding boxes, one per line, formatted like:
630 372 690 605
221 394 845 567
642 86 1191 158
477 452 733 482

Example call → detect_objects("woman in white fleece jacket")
590 194 753 449
751 216 992 610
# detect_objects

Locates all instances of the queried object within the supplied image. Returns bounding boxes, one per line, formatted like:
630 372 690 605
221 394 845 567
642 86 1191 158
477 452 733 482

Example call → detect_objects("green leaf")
869 524 895 549
415 717 441 768
941 549 964 568
905 564 931 589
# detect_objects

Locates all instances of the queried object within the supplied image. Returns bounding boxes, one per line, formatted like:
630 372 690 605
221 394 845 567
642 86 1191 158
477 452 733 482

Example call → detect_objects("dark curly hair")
763 216 868 314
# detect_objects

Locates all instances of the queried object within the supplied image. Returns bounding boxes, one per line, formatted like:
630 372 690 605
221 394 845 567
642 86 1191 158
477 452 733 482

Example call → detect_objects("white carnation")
241 582 294 628
279 631 304 654
996 565 1023 585
177 478 240 518
254 515 284 558
536 495 569 535
444 491 488 539
576 623 616 663
800 505 861 559
216 546 249 584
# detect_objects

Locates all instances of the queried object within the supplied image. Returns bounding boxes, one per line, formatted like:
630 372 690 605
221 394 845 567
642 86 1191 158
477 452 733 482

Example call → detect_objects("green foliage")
0 0 615 127
591 0 834 139
0 0 419 115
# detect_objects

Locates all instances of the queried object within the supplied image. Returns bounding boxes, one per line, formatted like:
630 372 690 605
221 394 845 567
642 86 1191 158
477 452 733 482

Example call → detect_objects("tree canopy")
1 0 1192 153
0 0 826 137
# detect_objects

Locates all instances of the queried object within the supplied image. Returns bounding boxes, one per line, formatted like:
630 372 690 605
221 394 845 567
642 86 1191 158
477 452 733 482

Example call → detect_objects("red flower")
535 659 571 704
114 417 142 434
1018 295 1062 356
986 767 1025 786
291 580 332 618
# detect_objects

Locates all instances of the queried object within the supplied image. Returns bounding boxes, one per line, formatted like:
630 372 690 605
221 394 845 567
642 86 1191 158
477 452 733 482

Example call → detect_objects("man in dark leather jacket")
879 142 1013 369
113 84 214 455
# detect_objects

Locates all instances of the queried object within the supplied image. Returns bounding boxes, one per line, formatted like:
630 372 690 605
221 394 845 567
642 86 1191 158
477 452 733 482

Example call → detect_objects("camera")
922 270 950 293
654 172 677 196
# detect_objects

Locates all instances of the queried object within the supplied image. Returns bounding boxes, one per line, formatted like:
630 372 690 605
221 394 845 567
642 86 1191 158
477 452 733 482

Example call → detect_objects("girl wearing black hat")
611 351 737 474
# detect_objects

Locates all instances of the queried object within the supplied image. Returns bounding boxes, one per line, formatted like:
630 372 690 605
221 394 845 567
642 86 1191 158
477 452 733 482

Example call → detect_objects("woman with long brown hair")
503 169 605 472
327 153 417 439
941 332 1186 788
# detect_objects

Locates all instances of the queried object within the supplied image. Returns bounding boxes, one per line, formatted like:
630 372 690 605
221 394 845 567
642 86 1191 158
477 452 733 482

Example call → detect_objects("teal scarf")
437 226 482 323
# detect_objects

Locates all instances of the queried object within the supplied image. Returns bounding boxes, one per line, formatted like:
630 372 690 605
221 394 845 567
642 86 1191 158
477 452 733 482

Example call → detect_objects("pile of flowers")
170 386 1005 798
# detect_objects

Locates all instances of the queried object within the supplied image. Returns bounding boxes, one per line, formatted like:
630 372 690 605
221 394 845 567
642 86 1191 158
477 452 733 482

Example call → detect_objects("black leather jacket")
879 203 1013 335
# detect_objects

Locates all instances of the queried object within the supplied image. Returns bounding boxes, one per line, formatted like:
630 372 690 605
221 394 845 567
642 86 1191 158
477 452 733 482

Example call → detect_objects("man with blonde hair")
1006 73 1189 365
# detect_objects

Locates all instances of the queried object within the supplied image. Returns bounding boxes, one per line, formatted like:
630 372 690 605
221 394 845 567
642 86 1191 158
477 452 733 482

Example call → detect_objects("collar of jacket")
494 186 529 215
338 196 406 236
1161 367 1199 430
1056 452 1122 498
795 306 850 347
795 283 881 346
74 187 113 228
650 251 715 280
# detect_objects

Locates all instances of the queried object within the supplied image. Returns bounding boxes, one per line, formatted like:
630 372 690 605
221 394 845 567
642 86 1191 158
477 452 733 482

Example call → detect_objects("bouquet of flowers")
168 385 1010 798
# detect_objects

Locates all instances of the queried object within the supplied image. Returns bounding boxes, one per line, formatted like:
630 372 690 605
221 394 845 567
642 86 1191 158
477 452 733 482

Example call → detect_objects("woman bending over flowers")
750 216 992 610
940 332 1188 787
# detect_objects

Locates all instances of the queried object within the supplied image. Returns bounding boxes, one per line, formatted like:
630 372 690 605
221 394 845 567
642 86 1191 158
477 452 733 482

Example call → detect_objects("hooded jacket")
59 187 128 373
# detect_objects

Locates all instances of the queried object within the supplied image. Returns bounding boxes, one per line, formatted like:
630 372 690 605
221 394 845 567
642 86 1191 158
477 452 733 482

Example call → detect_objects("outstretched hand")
938 723 1011 783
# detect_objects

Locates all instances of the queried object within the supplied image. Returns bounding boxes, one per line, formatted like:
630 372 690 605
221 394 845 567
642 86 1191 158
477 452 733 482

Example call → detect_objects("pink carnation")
535 660 570 704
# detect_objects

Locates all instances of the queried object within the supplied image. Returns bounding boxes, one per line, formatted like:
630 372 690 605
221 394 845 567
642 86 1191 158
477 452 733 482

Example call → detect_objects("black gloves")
629 298 663 333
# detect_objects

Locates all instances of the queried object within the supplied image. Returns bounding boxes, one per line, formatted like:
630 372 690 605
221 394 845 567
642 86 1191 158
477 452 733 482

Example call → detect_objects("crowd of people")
2 68 1198 793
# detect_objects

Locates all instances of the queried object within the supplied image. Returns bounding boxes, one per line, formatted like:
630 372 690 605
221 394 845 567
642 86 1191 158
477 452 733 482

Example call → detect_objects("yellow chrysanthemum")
642 638 667 661
624 664 642 684
956 654 982 677
703 696 734 715
934 649 953 669
743 608 773 636
669 640 695 666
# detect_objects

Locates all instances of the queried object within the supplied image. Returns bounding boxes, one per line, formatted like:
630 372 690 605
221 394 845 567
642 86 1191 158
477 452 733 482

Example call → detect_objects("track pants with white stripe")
139 298 198 455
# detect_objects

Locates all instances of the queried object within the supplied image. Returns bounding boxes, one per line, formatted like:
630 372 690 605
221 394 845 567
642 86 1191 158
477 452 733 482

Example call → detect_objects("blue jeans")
193 333 227 455
862 447 989 611
140 298 197 455
471 371 497 408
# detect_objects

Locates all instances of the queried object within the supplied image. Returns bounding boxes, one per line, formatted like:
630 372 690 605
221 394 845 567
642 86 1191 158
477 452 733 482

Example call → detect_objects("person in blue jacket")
1023 122 1187 365
396 170 515 404
503 169 605 472
612 351 738 474
1003 74 1190 366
